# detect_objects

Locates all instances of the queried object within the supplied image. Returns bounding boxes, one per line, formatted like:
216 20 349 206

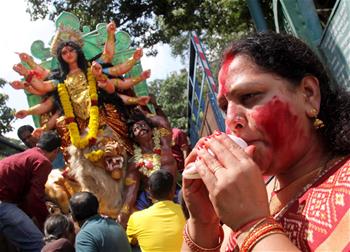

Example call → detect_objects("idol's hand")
137 96 150 106
97 80 107 88
182 138 220 225
32 128 44 138
133 48 143 60
107 21 116 34
97 79 115 94
197 132 269 230
91 61 103 77
13 63 29 77
140 69 151 80
16 52 32 63
10 80 25 90
15 110 29 119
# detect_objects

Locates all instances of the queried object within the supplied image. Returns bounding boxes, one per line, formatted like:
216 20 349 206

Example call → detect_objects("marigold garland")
58 68 103 161
134 128 161 177
84 149 105 162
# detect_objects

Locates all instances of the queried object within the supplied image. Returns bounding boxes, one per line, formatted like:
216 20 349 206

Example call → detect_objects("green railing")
250 0 350 90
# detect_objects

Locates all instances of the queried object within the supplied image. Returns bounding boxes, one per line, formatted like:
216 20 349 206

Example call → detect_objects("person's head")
218 32 350 175
69 192 99 224
17 125 37 148
43 214 75 244
127 113 154 144
36 131 61 160
56 41 88 77
37 131 61 152
148 169 174 201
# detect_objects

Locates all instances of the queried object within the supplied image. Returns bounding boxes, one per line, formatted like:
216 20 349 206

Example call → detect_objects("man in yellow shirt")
127 169 185 252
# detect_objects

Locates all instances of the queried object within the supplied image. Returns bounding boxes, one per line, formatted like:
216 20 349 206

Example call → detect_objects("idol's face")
61 46 78 64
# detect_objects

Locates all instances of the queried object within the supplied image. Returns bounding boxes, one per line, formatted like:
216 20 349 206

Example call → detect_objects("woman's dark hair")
56 41 88 80
221 32 350 155
43 214 74 243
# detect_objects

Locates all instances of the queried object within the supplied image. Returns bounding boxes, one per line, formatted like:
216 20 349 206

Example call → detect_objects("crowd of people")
0 17 191 252
0 12 349 252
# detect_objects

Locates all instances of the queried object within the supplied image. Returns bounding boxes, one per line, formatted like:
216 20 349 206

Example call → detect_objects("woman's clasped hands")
183 131 270 231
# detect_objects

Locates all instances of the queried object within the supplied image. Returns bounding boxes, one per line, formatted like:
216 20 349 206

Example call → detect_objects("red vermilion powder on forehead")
218 54 234 94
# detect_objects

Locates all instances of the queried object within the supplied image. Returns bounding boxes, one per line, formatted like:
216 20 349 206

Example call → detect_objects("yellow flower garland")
133 128 161 177
84 149 105 162
58 68 103 160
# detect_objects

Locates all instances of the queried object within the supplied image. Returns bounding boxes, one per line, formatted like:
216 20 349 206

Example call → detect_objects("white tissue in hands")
182 135 248 179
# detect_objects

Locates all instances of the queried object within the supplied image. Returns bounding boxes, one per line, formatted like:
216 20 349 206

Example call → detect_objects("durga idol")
11 16 151 218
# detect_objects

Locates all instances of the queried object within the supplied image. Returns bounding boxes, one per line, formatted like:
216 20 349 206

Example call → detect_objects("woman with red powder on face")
181 32 350 252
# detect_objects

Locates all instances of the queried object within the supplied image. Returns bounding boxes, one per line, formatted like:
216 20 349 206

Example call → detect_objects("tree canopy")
148 69 187 130
24 0 269 57
24 0 273 131
0 79 15 134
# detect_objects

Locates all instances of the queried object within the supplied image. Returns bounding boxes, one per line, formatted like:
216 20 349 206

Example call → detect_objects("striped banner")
191 32 218 93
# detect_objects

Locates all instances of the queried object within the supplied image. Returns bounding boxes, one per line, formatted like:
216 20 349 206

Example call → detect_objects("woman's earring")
310 108 325 129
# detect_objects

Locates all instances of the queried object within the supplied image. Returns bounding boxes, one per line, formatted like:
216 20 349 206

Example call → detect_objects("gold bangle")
131 76 142 85
121 204 130 214
125 177 137 186
27 61 36 69
183 221 224 251
126 57 136 68
127 97 138 104
42 123 49 131
234 216 272 240
240 218 285 252
27 107 34 115
50 81 57 90
146 113 156 118
158 127 172 137
99 74 108 82
107 35 115 44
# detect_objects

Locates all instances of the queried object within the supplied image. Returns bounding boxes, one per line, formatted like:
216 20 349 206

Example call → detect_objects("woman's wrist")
127 57 137 67
233 216 269 238
27 107 35 115
184 220 223 251
188 216 220 227
234 216 286 252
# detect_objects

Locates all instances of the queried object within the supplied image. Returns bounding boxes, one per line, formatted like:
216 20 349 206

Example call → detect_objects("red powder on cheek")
252 98 304 150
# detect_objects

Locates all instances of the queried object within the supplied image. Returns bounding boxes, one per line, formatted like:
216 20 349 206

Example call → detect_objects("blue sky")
0 0 184 139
